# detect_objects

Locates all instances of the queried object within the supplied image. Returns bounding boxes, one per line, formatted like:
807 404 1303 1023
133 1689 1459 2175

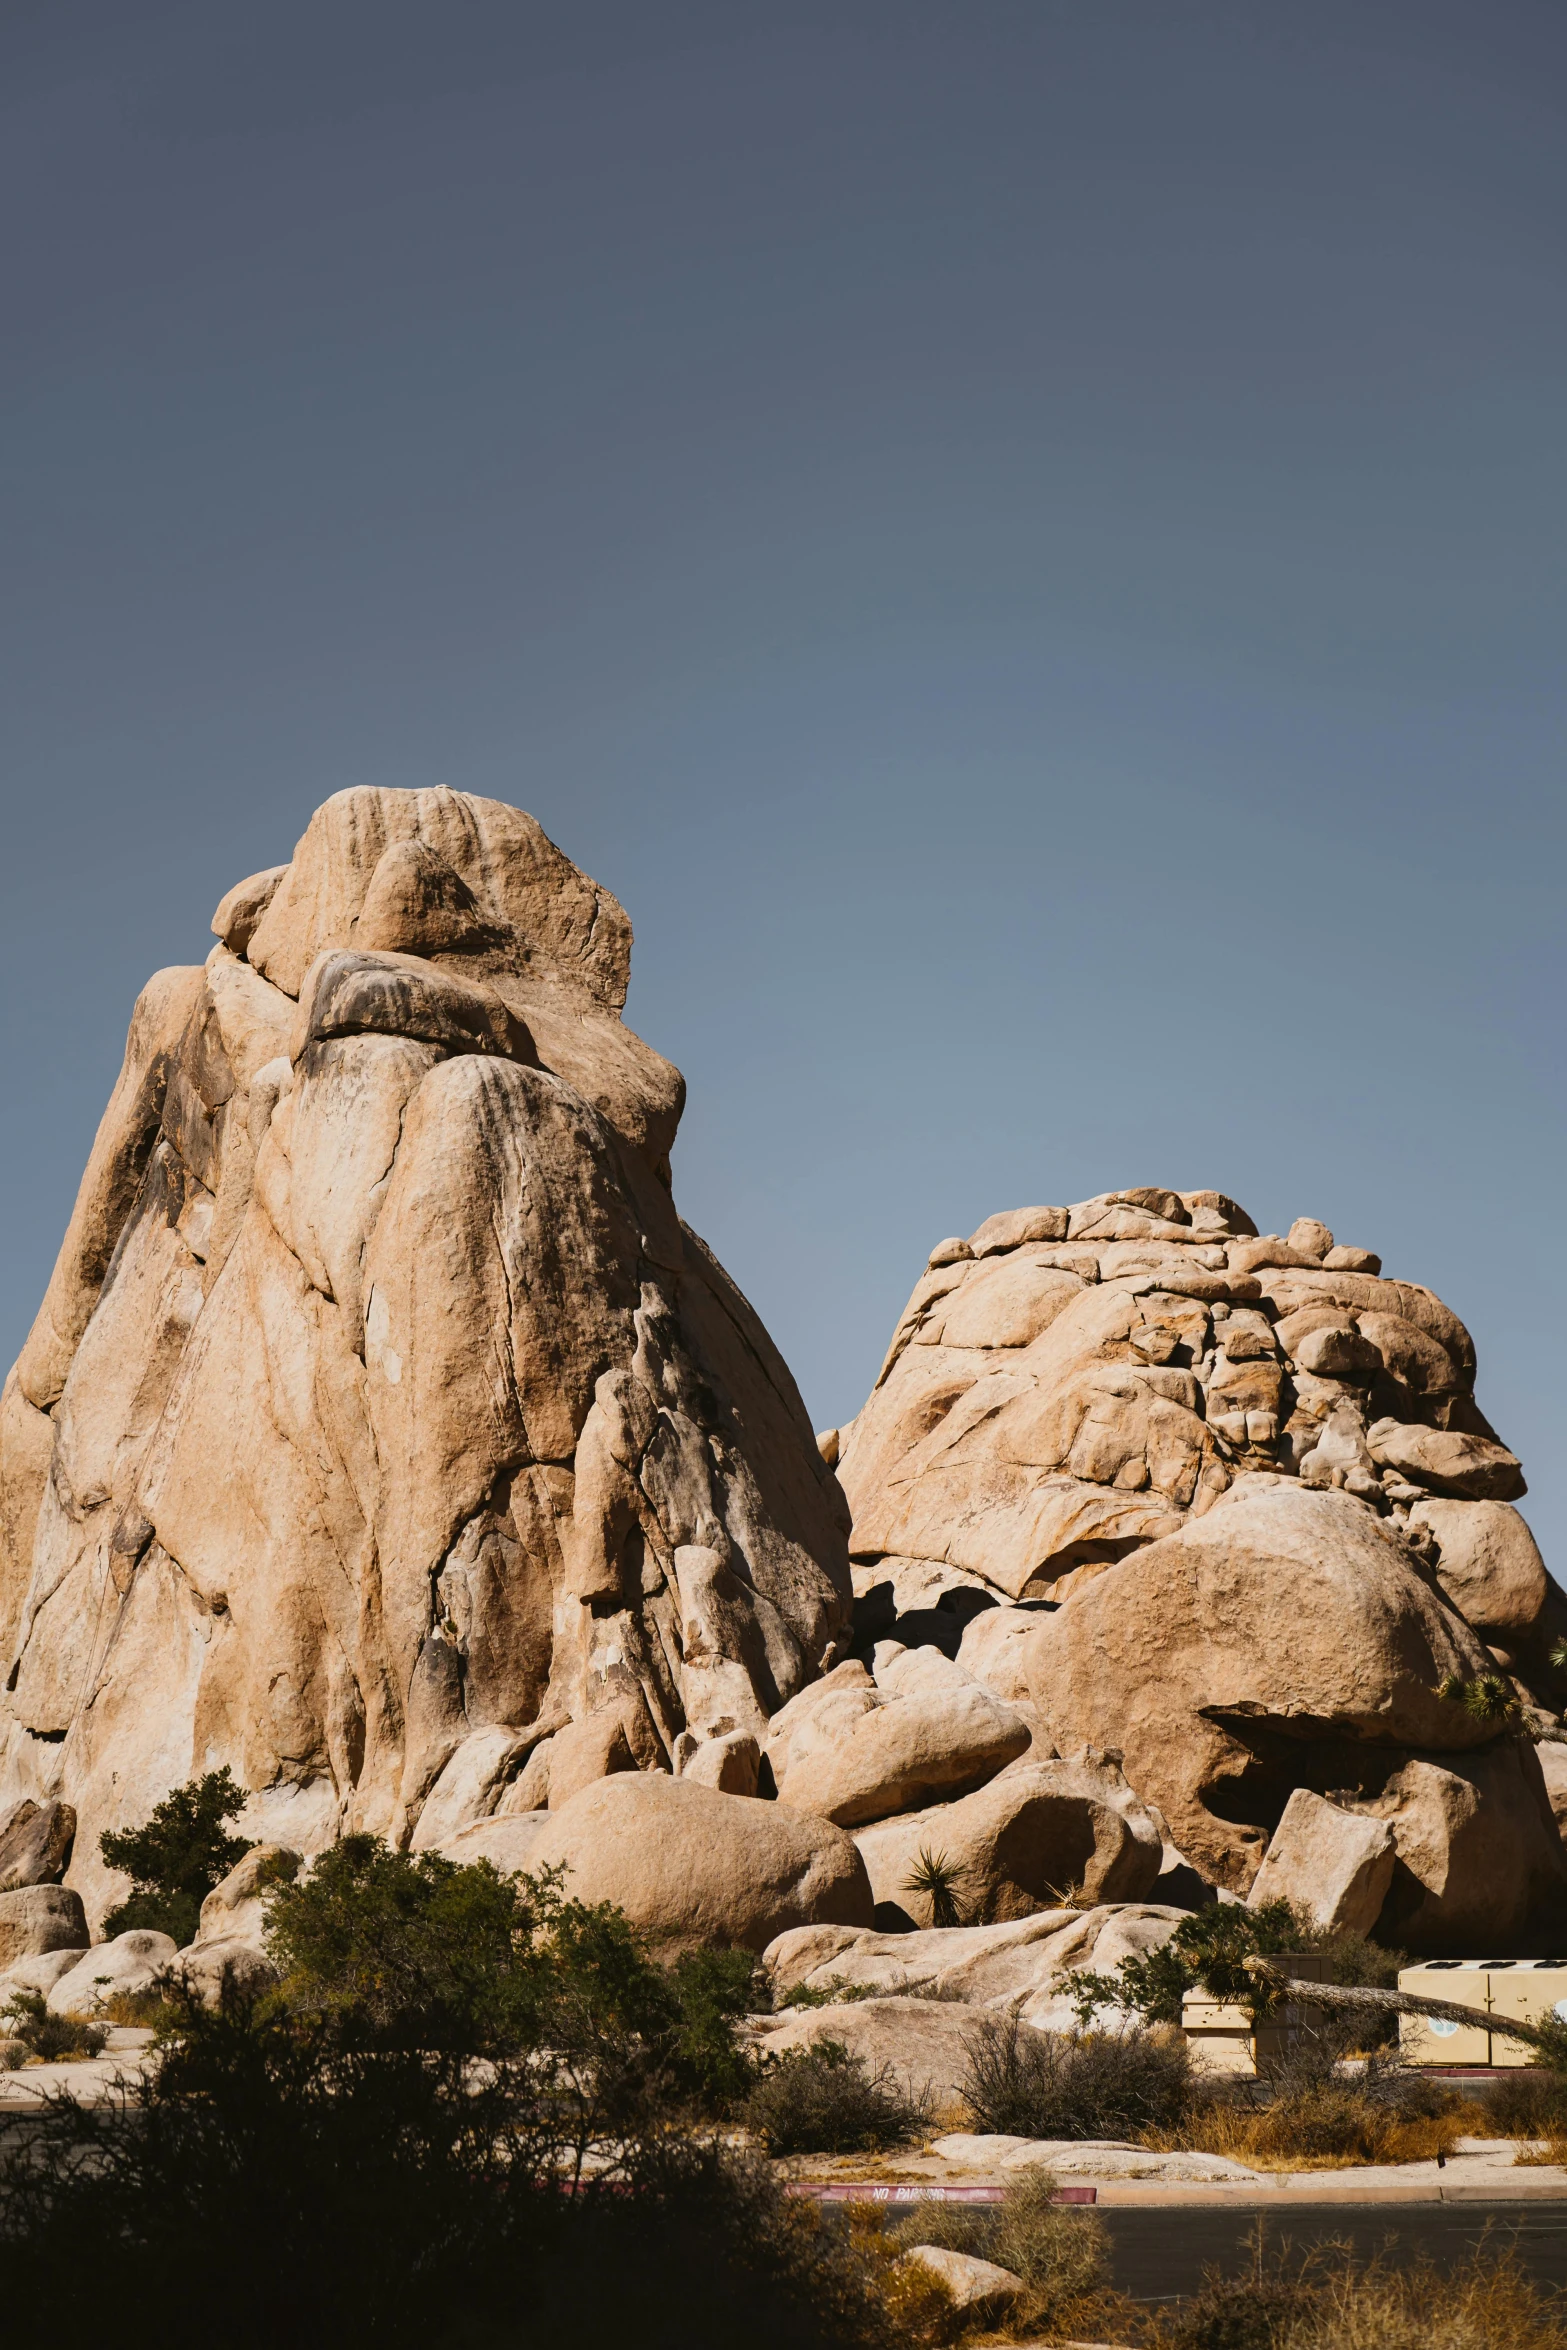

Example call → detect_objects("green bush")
0 1990 106 2067
0 1994 889 2350
99 1767 254 1948
777 1978 883 2011
743 2040 929 2156
264 1834 759 2118
264 1833 560 2050
1071 1897 1404 2035
962 2016 1194 2139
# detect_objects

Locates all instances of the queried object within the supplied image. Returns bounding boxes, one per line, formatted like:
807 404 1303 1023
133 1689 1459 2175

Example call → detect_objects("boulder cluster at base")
2 787 1562 2022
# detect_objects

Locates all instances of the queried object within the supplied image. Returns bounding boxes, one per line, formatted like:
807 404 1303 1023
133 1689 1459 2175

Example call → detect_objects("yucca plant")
901 1847 966 1930
1435 1671 1520 1724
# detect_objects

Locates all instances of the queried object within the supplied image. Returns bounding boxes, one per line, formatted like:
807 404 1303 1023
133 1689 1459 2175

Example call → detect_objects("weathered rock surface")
1245 1789 1396 1935
0 1885 88 1969
47 1929 177 2015
750 1995 987 2112
1022 1482 1550 1899
0 789 851 1925
897 2245 1021 2312
195 1844 299 1948
853 1754 1162 1927
0 1947 87 1999
435 1812 551 1874
766 1651 1030 1828
954 1605 1042 1705
762 1903 1187 2024
1408 1500 1547 1636
526 1773 874 1952
677 1728 762 1796
838 1191 1526 1605
929 2130 1262 2182
838 1202 1560 1950
0 1799 75 1893
173 1936 281 2008
1357 1746 1567 1951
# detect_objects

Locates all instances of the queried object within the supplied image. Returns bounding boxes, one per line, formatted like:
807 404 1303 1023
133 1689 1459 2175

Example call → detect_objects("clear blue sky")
2 3 1562 1563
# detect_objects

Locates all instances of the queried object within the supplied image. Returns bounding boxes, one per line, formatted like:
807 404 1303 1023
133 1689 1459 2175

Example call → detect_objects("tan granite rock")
47 1929 177 2016
0 1800 75 1894
853 1753 1162 1925
769 1650 1030 1829
1408 1499 1547 1635
761 1902 1187 2017
1024 1483 1503 1891
751 1995 987 2113
0 790 850 1925
838 1195 1550 1950
1245 1789 1396 1935
0 1885 88 1969
526 1773 874 1952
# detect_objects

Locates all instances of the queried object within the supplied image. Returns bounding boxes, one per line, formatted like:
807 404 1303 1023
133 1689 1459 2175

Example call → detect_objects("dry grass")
1150 2084 1470 2171
877 2226 1567 2349
99 1987 175 2027
861 2169 1145 2345
1297 2242 1561 2349
1145 2228 1567 2350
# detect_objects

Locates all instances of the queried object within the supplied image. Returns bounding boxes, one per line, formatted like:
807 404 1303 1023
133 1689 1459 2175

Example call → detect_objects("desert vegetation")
1069 1896 1404 2034
1152 2231 1567 2350
0 1988 106 2069
2 1819 1563 2345
98 1766 254 1947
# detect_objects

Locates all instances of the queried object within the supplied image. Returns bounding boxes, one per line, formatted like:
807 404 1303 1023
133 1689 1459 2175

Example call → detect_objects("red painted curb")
786 2182 1097 2205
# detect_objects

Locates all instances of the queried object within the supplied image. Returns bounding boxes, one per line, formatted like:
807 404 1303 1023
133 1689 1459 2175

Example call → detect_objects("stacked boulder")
2 802 1558 1999
0 789 853 1930
828 1191 1565 1954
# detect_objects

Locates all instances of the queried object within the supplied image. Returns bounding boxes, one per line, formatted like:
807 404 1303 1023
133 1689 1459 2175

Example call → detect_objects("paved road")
1100 2200 1567 2305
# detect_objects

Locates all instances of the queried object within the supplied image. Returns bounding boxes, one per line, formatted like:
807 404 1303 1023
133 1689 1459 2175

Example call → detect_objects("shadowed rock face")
835 1196 1566 1952
0 788 851 1924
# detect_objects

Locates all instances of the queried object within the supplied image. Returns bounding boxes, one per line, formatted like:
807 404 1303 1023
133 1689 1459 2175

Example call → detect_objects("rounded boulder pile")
830 1192 1566 1955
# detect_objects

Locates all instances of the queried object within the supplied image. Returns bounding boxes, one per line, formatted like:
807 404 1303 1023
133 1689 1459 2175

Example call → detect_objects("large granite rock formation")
832 1194 1567 1953
0 789 852 1924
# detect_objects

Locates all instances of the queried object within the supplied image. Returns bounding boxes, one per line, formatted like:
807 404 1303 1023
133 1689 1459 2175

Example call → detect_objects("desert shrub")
1158 2270 1318 2349
100 1987 180 2028
1158 2055 1465 2172
744 2040 928 2155
663 1946 767 2107
889 2166 1112 2333
264 1833 555 2047
1154 2234 1567 2350
963 2016 1193 2139
1247 2083 1453 2167
0 1989 106 2065
1484 2068 1567 2136
777 1978 883 2010
1071 1899 1307 2027
266 1835 759 2117
1072 1898 1407 2047
1311 1925 1404 1991
99 1767 254 1947
0 1994 890 2350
